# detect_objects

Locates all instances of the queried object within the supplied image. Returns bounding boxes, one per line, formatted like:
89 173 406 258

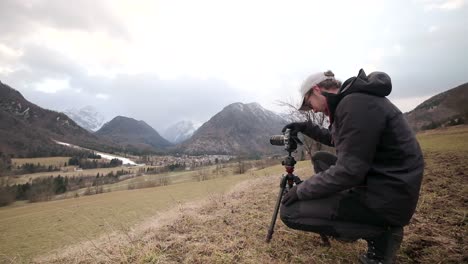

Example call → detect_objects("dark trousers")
280 151 388 239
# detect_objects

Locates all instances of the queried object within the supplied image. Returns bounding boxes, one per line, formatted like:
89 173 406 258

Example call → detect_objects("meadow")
0 159 305 262
11 157 70 168
3 164 155 185
36 125 468 264
1 125 467 263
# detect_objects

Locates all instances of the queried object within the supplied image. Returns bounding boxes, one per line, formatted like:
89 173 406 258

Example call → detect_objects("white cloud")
393 44 404 54
391 95 433 112
428 25 440 33
0 66 14 75
96 93 110 100
0 43 22 58
33 78 70 94
417 0 466 11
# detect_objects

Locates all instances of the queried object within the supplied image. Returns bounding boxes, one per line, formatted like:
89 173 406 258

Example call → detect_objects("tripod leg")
266 185 285 242
266 177 287 243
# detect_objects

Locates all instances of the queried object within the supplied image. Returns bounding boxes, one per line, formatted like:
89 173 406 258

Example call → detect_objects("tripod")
265 152 331 246
265 151 302 242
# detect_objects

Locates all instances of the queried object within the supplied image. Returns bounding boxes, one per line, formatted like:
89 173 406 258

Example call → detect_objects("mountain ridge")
179 102 287 155
405 82 468 131
96 116 172 153
0 80 121 157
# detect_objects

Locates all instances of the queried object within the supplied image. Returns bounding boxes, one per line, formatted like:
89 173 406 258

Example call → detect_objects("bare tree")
277 100 330 161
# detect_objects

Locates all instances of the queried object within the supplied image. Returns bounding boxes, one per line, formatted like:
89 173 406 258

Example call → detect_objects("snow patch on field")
54 140 141 166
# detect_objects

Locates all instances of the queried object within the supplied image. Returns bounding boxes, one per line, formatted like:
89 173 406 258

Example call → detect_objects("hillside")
36 125 468 263
180 102 287 155
405 82 468 131
96 116 172 153
0 81 119 157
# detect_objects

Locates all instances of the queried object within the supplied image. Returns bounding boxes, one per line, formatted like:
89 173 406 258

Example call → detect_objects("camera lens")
270 135 285 146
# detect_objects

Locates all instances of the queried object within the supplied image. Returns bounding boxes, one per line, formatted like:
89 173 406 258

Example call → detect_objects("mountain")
405 83 468 131
0 81 119 157
96 116 172 153
162 120 198 144
179 102 288 155
64 106 106 132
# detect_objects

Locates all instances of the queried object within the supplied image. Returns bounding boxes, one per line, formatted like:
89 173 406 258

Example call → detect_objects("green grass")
0 161 308 262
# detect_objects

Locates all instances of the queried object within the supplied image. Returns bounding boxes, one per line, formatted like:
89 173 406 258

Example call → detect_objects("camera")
270 129 301 152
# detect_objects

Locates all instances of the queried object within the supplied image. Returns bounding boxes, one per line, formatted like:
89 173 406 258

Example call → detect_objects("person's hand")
282 122 308 138
282 185 299 206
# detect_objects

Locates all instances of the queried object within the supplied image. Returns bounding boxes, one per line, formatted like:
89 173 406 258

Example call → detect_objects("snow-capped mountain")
162 120 199 144
64 106 106 132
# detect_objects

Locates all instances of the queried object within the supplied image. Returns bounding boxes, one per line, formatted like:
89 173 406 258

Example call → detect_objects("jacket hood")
323 69 392 124
340 69 392 97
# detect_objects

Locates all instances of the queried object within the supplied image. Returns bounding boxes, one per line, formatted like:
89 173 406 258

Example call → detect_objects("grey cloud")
21 75 243 132
1 44 85 90
358 1 468 99
0 0 128 43
0 44 244 132
389 15 468 98
2 0 467 126
104 74 243 130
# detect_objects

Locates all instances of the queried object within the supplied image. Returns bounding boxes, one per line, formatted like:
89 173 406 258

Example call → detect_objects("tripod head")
281 152 302 189
282 151 296 170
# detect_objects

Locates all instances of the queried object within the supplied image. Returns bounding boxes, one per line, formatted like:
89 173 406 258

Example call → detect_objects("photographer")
280 70 424 264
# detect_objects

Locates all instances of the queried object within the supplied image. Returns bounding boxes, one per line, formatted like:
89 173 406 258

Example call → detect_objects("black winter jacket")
296 69 424 226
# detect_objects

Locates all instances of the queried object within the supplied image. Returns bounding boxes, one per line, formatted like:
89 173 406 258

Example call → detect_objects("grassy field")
12 160 267 200
54 164 236 198
0 160 306 262
4 165 157 185
36 125 468 264
11 157 71 168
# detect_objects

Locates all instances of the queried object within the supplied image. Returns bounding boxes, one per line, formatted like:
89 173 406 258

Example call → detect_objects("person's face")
304 86 327 113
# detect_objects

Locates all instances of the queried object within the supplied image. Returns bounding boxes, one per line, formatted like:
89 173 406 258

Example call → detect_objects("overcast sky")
1 0 467 131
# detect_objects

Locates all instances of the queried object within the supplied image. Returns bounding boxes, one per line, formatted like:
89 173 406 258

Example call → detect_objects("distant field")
56 164 236 198
0 160 306 262
416 124 468 152
11 157 70 168
4 165 157 185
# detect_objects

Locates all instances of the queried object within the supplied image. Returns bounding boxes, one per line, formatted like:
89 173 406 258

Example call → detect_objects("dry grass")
0 161 305 263
37 166 369 264
35 126 468 264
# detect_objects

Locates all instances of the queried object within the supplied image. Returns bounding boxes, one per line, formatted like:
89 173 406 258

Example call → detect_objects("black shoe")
359 226 403 264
